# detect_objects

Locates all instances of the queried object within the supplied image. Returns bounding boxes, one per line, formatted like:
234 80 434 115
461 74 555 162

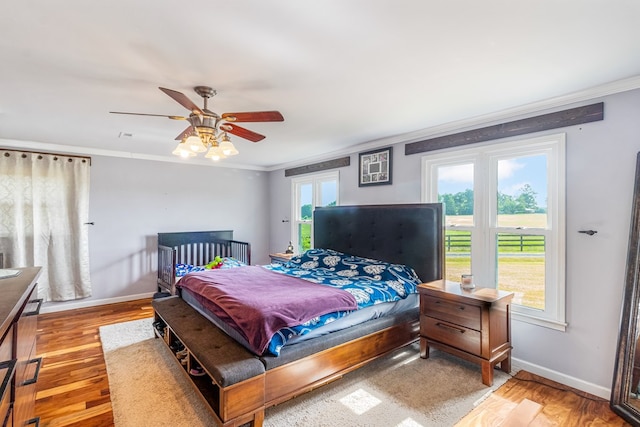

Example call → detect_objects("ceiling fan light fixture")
112 86 284 163
185 134 207 153
219 134 239 156
205 146 227 161
172 142 197 158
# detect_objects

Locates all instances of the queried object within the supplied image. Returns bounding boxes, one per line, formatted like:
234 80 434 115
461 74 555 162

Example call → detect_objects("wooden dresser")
418 280 513 386
0 267 42 426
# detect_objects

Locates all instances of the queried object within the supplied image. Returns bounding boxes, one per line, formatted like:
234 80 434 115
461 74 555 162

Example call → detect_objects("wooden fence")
445 234 545 252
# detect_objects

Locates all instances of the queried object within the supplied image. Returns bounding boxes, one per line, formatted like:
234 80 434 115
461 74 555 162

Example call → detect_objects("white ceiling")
1 1 639 170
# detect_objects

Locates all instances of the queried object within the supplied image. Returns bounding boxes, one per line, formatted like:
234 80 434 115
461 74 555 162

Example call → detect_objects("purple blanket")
177 266 358 355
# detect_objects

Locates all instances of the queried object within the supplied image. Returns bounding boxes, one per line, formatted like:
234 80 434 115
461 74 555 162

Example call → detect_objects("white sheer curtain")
0 150 91 301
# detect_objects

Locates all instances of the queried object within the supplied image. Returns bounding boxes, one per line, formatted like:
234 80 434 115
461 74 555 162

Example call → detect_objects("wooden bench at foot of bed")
152 296 419 427
152 296 266 426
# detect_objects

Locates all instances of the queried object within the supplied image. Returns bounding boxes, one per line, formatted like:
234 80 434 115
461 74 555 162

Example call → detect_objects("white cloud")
498 158 525 180
438 163 473 183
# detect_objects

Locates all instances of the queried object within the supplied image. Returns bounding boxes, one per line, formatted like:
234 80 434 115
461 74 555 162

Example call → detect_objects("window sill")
512 311 567 332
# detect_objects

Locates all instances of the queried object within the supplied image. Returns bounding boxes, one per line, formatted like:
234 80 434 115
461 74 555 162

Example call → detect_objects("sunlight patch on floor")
391 350 411 360
396 417 424 427
388 353 421 369
339 388 381 415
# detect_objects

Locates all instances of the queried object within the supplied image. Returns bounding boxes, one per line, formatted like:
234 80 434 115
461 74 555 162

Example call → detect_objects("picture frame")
358 146 393 187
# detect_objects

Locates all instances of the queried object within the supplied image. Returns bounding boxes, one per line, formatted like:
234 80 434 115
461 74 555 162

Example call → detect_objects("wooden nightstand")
269 252 294 265
418 280 514 386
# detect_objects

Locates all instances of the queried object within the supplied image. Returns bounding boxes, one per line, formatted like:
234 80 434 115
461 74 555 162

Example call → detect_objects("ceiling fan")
110 86 284 160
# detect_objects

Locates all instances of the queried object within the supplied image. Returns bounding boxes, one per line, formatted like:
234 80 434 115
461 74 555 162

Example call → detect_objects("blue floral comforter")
175 249 421 356
262 248 421 355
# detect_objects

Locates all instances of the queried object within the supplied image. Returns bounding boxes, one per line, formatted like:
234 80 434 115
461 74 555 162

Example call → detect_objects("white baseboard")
40 292 156 314
512 357 611 400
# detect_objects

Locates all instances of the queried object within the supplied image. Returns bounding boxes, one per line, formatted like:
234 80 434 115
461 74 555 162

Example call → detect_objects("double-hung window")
422 134 566 330
291 171 339 253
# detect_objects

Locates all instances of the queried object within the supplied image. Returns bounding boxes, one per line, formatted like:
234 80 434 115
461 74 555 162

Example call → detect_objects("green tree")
301 204 312 220
438 193 457 215
453 189 474 215
439 189 473 215
440 185 543 215
498 192 517 214
516 184 538 213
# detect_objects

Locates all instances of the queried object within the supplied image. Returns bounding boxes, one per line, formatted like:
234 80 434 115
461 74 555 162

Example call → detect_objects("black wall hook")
578 230 597 236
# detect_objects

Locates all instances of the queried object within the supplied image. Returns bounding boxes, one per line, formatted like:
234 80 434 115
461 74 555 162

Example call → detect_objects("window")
291 171 339 253
422 134 566 330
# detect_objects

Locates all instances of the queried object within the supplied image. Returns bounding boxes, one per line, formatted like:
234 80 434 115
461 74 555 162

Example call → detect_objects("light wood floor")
35 299 154 427
456 370 629 426
33 299 627 426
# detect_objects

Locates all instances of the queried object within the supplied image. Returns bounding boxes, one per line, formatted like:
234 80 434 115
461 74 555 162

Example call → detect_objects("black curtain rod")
0 148 92 166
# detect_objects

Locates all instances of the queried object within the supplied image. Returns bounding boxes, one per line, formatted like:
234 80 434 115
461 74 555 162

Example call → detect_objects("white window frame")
291 171 340 253
421 133 566 331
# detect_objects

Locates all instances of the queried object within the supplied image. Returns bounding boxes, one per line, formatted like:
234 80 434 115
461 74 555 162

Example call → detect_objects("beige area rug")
100 318 510 427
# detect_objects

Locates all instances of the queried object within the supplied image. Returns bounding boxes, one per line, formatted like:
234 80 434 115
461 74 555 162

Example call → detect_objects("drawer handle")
435 322 466 334
0 359 17 401
432 300 465 311
25 299 43 317
22 357 42 386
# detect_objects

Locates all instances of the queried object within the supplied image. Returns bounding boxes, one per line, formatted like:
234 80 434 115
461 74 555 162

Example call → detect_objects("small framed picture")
359 147 393 187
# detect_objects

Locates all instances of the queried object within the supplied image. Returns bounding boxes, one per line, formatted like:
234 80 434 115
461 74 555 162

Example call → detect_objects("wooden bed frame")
157 230 251 294
152 203 444 426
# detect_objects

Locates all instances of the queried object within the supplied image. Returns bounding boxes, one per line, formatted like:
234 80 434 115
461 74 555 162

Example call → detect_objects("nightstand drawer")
422 295 481 330
421 316 481 355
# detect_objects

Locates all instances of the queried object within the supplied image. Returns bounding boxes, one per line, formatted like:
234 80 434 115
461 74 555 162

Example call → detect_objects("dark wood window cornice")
405 102 604 155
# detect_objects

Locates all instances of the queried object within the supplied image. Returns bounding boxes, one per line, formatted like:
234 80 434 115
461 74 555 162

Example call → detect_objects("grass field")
446 255 544 309
445 213 546 310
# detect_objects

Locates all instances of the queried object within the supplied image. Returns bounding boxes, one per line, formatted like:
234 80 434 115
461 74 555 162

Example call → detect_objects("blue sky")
300 182 337 207
437 154 548 208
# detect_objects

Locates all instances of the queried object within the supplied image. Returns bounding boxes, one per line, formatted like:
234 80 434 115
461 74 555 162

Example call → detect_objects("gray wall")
268 88 640 397
44 156 271 310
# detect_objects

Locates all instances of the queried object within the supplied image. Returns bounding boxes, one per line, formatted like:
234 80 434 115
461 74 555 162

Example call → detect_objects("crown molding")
0 138 269 171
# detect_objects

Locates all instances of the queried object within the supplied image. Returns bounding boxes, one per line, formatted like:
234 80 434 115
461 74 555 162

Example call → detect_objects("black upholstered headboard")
313 203 444 283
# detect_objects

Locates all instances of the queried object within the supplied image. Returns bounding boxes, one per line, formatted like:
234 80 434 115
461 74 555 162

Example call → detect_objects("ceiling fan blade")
109 111 186 120
221 111 284 122
159 87 204 115
222 123 266 142
175 126 195 141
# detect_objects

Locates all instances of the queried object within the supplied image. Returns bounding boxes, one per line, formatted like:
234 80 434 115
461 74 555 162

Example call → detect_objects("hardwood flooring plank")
38 342 103 358
44 402 113 427
36 376 109 399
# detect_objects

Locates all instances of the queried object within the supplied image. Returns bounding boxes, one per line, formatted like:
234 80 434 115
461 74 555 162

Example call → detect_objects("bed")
152 203 444 427
156 230 251 295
